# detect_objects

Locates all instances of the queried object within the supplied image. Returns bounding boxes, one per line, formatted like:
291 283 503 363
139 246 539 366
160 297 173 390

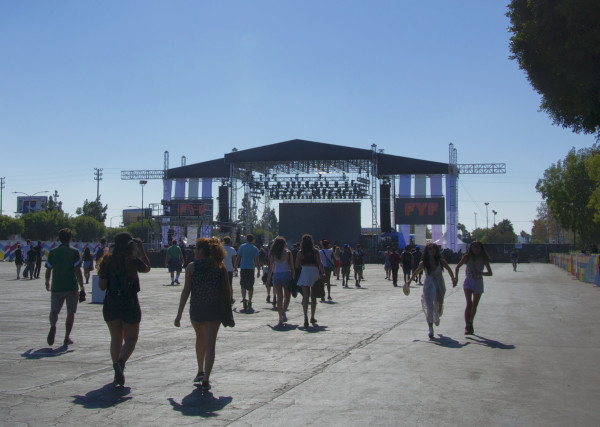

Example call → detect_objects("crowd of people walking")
26 229 492 391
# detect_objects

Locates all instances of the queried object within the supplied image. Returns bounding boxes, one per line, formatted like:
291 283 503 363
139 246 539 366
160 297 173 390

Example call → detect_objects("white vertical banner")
188 178 199 199
398 175 411 248
430 175 443 245
414 175 426 246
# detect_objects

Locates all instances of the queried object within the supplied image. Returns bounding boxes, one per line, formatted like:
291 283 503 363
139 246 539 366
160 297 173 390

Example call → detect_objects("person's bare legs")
470 293 482 329
283 286 291 315
301 286 310 325
275 285 284 323
310 289 317 323
192 320 220 383
464 289 475 333
64 313 75 343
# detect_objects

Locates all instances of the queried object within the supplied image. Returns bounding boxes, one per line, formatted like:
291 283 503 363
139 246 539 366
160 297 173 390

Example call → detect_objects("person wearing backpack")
319 239 335 301
340 244 352 288
352 244 365 287
98 232 151 386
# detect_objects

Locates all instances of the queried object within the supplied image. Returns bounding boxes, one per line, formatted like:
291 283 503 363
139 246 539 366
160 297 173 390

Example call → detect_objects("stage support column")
162 179 173 247
414 175 426 247
446 173 458 251
200 179 212 238
430 175 443 245
398 175 411 248
174 179 186 242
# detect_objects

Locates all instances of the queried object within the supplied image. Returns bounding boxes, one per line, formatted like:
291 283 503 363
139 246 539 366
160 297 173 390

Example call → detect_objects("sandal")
310 318 317 324
304 318 309 328
193 371 204 382
201 381 211 391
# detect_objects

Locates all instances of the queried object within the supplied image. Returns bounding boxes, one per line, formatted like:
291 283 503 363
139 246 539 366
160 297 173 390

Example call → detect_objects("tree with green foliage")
536 147 599 246
457 222 471 243
105 226 128 242
237 195 258 235
258 207 279 236
76 196 108 223
520 230 531 243
71 215 105 242
471 220 518 244
21 210 71 241
43 190 64 213
507 0 600 138
127 219 153 240
531 201 574 244
0 215 25 239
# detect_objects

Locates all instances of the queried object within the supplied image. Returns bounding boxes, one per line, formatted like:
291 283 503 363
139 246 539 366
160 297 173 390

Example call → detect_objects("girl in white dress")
406 243 456 339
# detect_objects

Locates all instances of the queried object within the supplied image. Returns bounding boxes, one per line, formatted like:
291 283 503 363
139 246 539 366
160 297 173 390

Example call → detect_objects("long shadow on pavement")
72 383 132 408
466 335 516 350
412 335 469 348
21 346 74 359
431 334 470 348
168 389 233 417
268 323 299 332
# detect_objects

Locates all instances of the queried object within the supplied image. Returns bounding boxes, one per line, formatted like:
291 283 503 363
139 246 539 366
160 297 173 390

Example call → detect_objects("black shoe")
113 360 125 386
63 337 73 346
242 299 248 310
266 295 270 303
304 318 309 328
201 381 211 391
47 326 56 346
193 371 204 382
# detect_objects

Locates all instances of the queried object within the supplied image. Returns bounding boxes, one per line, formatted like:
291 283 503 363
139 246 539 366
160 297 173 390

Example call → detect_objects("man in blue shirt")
235 234 260 310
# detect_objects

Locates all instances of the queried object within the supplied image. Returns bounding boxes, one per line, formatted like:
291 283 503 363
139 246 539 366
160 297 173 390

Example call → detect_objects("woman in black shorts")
98 232 151 386
175 237 231 391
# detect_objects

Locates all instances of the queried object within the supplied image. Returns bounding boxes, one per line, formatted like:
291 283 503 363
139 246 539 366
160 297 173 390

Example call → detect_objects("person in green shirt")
44 228 85 346
165 239 185 285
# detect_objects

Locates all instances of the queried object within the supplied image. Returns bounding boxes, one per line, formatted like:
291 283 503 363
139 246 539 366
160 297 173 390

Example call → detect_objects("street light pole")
474 212 477 230
492 210 497 226
139 180 148 242
484 202 489 230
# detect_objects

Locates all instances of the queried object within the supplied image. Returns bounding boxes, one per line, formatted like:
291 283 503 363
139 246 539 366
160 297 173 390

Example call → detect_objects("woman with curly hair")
295 234 325 328
266 236 295 326
406 243 455 339
454 241 492 335
175 237 231 391
98 232 151 386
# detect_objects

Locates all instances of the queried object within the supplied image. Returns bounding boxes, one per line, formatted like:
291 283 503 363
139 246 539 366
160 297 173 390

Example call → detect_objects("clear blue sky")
0 1 594 234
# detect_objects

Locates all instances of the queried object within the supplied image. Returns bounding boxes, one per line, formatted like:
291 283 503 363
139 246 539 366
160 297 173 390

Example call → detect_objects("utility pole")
485 202 489 231
474 212 477 230
94 168 103 200
0 177 5 215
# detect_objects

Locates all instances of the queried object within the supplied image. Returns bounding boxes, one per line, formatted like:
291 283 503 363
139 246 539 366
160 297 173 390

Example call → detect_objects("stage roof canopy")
165 139 449 179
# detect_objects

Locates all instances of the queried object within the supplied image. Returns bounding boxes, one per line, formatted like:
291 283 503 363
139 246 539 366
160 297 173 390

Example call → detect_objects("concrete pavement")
0 260 598 426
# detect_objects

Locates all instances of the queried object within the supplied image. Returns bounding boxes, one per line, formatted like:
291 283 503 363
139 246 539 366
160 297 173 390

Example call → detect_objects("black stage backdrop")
279 202 361 246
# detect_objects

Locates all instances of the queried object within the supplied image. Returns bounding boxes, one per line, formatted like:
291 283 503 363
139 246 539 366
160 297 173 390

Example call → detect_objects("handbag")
220 268 235 327
323 251 335 270
312 278 325 298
